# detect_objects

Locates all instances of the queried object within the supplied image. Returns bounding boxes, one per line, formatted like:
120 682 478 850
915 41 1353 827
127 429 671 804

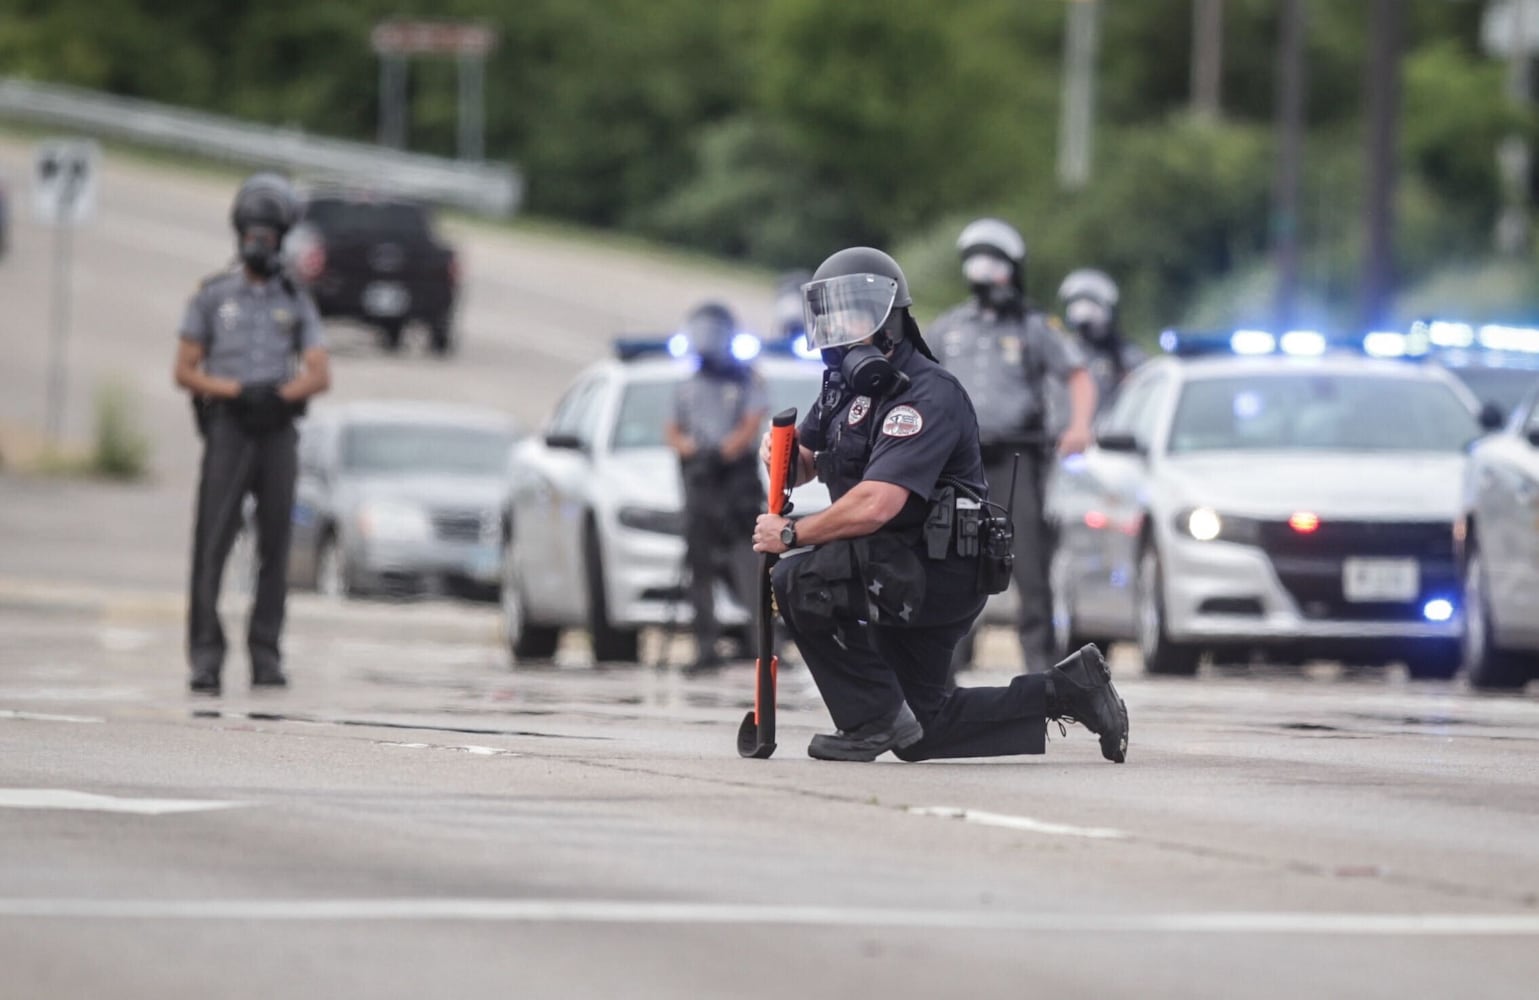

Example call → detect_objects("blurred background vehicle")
499 338 826 664
285 189 459 355
287 401 519 601
1458 380 1539 691
1373 321 1539 422
1047 330 1501 679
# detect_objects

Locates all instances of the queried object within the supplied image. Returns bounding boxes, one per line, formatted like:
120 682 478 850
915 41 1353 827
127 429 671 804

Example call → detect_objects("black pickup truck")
286 192 460 354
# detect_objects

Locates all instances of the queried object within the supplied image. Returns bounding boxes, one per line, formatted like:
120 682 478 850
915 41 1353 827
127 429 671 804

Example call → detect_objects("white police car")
1047 329 1500 678
499 333 826 663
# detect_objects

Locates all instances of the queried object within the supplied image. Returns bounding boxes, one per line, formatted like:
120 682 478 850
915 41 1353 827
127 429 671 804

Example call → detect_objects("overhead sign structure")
33 138 99 226
370 20 498 162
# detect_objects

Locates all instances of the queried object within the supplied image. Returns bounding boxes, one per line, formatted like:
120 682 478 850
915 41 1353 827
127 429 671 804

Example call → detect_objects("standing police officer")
931 219 1097 675
751 247 1127 764
1058 267 1147 413
173 173 331 695
665 302 768 673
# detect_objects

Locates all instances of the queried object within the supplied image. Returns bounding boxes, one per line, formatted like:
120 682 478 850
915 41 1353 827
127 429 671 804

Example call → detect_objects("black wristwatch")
779 520 799 548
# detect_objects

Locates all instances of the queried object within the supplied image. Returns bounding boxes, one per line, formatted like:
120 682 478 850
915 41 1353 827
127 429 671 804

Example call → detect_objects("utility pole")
1191 0 1224 119
1360 0 1403 331
1272 0 1307 332
1058 0 1101 189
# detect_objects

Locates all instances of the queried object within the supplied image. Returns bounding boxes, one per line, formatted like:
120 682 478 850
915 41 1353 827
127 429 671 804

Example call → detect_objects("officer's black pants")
187 413 297 679
772 555 1048 759
955 447 1056 673
681 469 759 656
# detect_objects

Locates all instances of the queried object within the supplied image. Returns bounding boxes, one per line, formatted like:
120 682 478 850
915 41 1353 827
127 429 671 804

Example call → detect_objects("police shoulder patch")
881 405 923 438
847 395 873 426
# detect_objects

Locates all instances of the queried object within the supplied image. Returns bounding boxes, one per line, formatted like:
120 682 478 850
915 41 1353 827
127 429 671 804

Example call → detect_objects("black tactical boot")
808 702 924 762
1048 644 1128 763
189 669 222 696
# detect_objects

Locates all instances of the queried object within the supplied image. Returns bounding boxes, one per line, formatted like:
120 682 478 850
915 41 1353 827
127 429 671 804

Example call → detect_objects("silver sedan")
287 401 520 601
1458 384 1539 690
1048 348 1496 679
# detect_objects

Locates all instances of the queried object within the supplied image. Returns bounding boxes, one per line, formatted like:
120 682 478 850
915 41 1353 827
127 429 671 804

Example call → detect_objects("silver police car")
1048 330 1497 679
499 339 826 664
1458 378 1539 690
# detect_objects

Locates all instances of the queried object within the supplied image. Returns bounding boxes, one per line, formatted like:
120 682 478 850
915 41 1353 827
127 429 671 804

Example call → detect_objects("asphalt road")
1 133 1538 1000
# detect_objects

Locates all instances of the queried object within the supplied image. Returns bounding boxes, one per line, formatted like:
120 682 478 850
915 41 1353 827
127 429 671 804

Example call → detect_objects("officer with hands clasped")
664 302 769 673
751 247 1128 764
931 219 1097 675
1057 267 1147 413
173 173 331 695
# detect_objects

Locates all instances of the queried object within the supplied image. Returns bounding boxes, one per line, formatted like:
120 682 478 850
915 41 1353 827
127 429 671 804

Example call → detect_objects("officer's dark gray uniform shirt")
929 303 1084 444
179 269 325 381
672 368 767 447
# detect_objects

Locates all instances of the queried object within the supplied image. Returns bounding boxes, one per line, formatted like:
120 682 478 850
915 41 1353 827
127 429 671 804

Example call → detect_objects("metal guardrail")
0 77 522 217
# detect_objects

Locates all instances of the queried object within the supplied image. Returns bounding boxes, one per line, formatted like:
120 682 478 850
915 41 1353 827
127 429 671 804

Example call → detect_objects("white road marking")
0 790 243 815
0 899 1533 935
376 740 517 756
907 806 1127 840
0 710 103 724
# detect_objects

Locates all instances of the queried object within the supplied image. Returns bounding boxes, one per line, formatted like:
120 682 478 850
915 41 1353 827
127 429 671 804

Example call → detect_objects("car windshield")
303 198 430 239
610 368 823 450
1168 373 1477 454
1443 365 1539 419
341 423 513 475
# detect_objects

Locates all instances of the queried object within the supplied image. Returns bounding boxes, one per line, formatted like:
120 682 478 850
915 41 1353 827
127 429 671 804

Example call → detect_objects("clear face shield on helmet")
801 274 899 352
1065 297 1112 343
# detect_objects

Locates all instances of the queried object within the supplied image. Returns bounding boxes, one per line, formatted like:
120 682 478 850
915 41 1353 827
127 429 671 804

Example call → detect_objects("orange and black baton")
737 407 797 759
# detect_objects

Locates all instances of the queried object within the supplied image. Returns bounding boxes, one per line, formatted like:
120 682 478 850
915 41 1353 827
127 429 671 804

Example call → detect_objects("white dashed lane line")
907 806 1127 840
0 789 244 814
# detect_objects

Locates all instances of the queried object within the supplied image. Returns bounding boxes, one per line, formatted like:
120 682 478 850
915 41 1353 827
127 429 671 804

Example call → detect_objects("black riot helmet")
804 246 934 396
230 173 300 277
682 300 741 373
957 217 1027 310
231 172 300 236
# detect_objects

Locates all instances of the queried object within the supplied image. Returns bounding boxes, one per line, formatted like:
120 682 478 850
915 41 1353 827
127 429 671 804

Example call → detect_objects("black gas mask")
238 226 283 277
821 324 909 399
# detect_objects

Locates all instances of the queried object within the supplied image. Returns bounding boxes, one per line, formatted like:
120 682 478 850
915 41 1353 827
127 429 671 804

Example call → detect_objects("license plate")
1342 557 1419 602
362 281 410 317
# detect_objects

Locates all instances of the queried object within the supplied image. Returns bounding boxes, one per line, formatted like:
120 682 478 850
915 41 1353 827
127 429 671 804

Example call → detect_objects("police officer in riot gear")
1057 268 1147 413
173 172 331 695
932 219 1097 675
665 302 769 673
751 247 1128 764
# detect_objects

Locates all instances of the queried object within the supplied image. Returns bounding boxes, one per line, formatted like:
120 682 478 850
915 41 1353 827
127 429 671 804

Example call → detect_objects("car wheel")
316 532 353 600
1461 546 1533 690
428 316 454 356
1136 544 1201 676
378 321 404 352
583 521 639 663
501 534 560 663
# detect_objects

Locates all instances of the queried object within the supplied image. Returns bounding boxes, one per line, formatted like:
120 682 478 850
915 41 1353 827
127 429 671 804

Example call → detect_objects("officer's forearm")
173 343 238 399
280 350 331 402
1066 368 1097 431
792 445 816 487
794 481 908 545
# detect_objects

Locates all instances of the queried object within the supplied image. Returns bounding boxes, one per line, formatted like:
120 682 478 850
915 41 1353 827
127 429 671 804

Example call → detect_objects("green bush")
90 381 149 480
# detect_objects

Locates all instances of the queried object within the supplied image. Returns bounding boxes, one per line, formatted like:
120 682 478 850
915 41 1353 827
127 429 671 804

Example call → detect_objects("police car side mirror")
1478 402 1505 432
544 432 586 453
1095 431 1144 455
1526 426 1539 448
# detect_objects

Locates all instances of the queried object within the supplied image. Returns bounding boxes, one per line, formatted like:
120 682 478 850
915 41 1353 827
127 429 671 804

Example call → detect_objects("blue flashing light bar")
614 333 817 363
1422 598 1454 623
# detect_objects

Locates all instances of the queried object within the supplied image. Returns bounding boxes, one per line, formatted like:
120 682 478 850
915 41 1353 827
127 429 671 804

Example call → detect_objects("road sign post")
371 20 497 162
33 138 98 444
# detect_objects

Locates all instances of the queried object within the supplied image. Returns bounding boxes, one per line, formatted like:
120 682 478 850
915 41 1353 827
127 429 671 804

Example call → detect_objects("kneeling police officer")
751 248 1128 763
173 173 331 695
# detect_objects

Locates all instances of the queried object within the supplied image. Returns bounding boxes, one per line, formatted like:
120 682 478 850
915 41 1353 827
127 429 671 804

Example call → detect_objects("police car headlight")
357 500 432 542
1176 507 1262 544
617 505 684 536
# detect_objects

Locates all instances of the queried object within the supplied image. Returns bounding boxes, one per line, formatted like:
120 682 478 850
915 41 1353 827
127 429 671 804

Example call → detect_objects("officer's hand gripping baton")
737 407 797 759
